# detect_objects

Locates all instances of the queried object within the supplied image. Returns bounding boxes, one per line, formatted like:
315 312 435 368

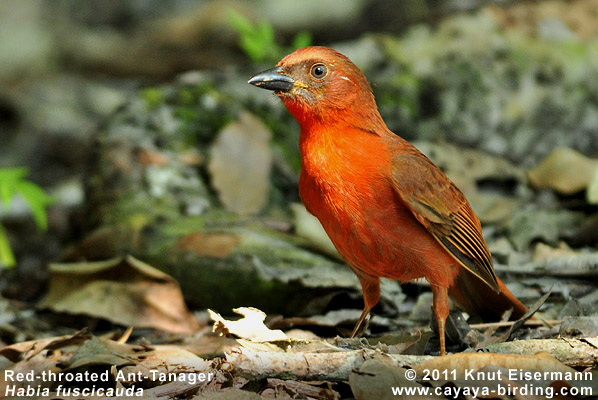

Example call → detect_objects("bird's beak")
248 67 294 92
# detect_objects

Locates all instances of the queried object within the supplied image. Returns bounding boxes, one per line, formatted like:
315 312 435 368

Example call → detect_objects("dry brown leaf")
0 329 90 363
175 232 240 258
208 111 272 215
532 242 577 262
39 255 200 333
0 344 63 396
527 147 598 195
179 328 239 359
133 346 224 399
119 345 216 386
2 334 221 400
0 331 91 399
144 345 213 370
67 336 136 370
209 307 287 342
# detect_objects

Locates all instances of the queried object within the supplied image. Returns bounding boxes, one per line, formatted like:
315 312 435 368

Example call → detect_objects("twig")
226 348 431 381
225 337 598 380
117 326 134 344
470 319 561 330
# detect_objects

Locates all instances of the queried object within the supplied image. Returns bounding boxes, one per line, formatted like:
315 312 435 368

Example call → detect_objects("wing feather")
389 140 499 292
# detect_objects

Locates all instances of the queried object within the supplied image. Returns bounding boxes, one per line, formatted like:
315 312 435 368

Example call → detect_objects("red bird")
249 46 527 355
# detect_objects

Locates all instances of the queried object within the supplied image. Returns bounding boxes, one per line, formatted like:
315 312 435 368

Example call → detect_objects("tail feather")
449 269 527 321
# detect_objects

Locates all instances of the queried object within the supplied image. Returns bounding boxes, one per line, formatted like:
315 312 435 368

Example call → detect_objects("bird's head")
249 46 379 127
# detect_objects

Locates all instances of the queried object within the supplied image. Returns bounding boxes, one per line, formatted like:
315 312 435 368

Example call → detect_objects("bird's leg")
351 306 371 338
351 277 380 338
431 284 450 356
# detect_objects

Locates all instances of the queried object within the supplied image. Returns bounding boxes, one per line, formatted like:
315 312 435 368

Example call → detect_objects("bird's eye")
310 63 328 80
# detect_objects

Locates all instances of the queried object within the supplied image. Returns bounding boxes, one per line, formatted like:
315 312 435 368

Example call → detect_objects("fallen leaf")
0 332 90 396
209 307 287 342
560 316 598 338
507 208 584 251
527 147 598 195
532 242 576 262
0 344 62 396
465 192 521 223
67 336 135 370
284 329 321 341
368 332 429 356
39 255 200 333
479 289 550 348
2 333 222 400
0 329 90 362
208 112 272 215
119 344 215 387
175 232 240 258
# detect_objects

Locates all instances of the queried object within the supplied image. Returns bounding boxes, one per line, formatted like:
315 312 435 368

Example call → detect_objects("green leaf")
14 180 54 230
140 87 164 110
228 9 286 64
291 31 312 50
0 224 16 268
258 21 275 44
228 10 254 37
0 167 29 209
0 167 29 182
0 167 51 268
0 183 14 209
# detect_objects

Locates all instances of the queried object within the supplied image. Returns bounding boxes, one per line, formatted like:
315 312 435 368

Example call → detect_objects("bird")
248 46 527 355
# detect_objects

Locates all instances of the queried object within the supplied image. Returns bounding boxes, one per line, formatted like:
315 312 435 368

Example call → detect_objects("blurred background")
1 0 598 342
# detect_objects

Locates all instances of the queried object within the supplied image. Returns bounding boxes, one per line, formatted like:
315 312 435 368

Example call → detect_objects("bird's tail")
448 269 528 321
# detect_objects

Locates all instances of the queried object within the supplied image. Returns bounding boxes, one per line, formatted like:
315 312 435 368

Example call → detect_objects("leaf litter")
38 255 200 334
4 112 598 398
3 262 598 399
208 112 273 216
6 136 598 397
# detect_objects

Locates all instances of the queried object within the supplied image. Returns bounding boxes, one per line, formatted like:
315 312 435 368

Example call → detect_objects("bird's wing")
389 141 499 292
